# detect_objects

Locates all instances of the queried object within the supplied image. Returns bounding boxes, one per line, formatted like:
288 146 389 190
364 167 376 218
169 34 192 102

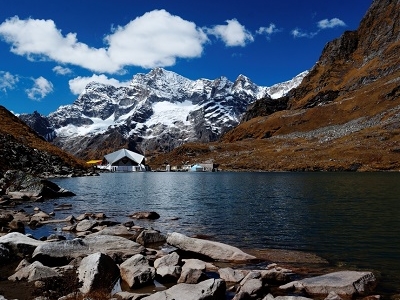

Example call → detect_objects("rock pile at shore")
0 207 380 300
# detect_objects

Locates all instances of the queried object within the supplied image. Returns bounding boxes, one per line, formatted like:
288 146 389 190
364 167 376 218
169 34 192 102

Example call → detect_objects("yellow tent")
86 160 102 165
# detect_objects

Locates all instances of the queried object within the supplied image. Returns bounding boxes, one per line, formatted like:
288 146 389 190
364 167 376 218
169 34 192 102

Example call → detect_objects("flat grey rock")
167 232 256 262
141 278 226 300
279 271 376 296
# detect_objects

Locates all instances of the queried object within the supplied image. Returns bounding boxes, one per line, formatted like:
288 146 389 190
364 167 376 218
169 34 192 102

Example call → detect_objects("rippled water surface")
35 172 400 294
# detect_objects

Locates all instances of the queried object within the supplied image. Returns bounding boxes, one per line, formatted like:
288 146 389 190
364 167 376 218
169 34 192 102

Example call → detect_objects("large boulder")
136 228 166 246
83 234 145 260
78 252 120 294
167 232 256 262
260 265 294 283
90 224 140 240
32 235 145 266
7 219 25 233
279 271 377 297
233 271 266 300
8 261 60 282
178 268 209 284
181 259 207 272
11 211 31 223
30 211 51 222
0 232 44 256
32 238 87 266
4 170 75 199
75 219 98 232
218 267 248 283
141 278 226 300
178 258 209 284
154 252 182 283
120 254 155 288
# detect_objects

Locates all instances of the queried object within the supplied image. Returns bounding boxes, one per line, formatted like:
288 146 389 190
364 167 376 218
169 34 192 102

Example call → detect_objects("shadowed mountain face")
0 106 86 177
148 0 400 171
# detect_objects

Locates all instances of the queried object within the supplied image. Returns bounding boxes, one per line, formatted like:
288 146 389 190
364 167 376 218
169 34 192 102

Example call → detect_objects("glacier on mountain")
20 68 308 158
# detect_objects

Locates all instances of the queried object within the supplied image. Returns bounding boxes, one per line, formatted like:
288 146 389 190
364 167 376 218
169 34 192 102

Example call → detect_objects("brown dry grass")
148 124 400 172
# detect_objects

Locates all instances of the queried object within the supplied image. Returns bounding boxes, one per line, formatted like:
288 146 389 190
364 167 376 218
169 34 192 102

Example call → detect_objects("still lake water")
32 172 400 294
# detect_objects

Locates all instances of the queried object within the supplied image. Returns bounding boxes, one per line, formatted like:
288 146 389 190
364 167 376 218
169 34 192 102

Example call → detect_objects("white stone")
166 232 256 262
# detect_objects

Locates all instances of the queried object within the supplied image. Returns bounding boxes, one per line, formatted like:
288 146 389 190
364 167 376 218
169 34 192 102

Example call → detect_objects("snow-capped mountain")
266 71 309 99
21 68 307 159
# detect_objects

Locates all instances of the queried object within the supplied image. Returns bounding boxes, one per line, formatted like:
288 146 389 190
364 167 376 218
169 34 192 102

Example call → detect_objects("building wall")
199 163 217 171
111 165 144 172
111 157 144 172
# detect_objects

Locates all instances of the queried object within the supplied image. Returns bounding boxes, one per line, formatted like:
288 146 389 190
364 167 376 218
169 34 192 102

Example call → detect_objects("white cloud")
318 18 346 29
257 23 279 38
291 28 318 39
0 11 209 73
69 74 131 95
106 10 208 69
26 76 53 100
0 16 114 72
206 19 254 47
53 65 72 75
292 17 346 39
0 71 19 93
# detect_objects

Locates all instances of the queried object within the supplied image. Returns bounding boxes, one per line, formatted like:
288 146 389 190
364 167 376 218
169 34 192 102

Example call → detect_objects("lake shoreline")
0 201 398 299
0 204 390 300
2 172 400 298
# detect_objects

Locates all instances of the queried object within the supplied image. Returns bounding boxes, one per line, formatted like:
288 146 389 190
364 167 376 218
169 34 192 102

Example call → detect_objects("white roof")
104 149 144 165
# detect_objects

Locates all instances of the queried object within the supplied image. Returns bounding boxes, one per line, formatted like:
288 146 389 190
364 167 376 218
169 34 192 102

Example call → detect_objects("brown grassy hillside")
147 0 400 171
0 106 86 172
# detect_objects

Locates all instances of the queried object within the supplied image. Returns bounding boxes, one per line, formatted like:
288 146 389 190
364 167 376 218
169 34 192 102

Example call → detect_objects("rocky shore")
0 194 389 300
0 173 394 300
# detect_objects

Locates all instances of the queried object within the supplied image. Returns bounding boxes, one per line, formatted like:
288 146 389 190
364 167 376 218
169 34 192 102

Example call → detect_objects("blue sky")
0 0 372 115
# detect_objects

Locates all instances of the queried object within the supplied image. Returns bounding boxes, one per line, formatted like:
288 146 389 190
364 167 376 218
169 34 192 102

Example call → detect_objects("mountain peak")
20 68 306 160
266 70 309 99
148 67 168 76
233 74 253 87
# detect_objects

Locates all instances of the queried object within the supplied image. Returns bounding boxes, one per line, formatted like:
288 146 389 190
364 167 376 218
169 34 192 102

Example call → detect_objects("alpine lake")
25 171 400 296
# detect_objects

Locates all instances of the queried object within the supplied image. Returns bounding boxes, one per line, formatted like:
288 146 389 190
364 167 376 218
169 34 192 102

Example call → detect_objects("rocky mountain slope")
20 69 306 160
0 106 87 178
148 0 400 171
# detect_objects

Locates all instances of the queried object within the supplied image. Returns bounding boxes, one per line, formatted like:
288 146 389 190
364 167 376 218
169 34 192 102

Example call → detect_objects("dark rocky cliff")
0 106 87 178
